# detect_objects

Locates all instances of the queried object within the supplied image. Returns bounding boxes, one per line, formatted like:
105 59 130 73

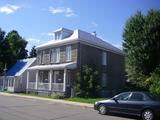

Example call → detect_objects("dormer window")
54 28 73 40
55 32 62 40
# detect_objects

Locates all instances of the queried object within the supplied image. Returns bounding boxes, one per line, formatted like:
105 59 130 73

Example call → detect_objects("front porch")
26 62 77 95
27 70 66 92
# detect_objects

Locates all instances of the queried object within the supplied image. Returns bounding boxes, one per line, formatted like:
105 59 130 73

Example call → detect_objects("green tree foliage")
29 46 37 58
148 65 160 96
0 28 5 45
0 29 28 75
0 28 6 73
75 65 101 98
123 9 160 88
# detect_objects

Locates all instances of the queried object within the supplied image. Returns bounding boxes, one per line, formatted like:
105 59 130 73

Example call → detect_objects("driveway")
0 94 136 120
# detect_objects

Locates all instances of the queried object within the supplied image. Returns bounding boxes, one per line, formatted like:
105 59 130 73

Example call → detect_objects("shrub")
149 65 160 96
52 93 65 99
74 65 101 98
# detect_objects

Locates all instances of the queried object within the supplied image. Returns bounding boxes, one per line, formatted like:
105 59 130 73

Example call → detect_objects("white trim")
28 62 77 70
26 70 29 89
63 68 66 92
35 70 39 89
49 70 52 90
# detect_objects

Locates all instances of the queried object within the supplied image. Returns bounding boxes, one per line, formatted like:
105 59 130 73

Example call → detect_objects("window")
102 52 107 65
40 51 45 64
55 48 60 63
65 46 71 61
53 71 64 83
115 92 131 101
55 32 62 40
39 71 49 83
101 73 107 87
129 93 144 101
50 48 60 63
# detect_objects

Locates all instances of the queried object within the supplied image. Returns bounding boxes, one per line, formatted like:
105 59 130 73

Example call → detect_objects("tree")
123 9 160 87
74 65 101 98
0 29 28 75
29 46 37 58
0 28 6 74
0 28 5 45
148 65 160 96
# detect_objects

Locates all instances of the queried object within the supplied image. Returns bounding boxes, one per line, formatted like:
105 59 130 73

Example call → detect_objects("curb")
0 92 93 109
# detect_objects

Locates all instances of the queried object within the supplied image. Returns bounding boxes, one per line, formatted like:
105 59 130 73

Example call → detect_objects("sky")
0 0 160 51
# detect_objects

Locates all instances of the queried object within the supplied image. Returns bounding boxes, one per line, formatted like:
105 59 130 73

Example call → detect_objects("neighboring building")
0 58 36 92
27 28 125 97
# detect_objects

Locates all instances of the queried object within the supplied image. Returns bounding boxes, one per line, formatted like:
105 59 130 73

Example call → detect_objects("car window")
145 92 160 101
129 93 144 101
115 93 131 101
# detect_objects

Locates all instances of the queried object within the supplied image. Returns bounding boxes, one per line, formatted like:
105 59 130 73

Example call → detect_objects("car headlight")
95 102 98 105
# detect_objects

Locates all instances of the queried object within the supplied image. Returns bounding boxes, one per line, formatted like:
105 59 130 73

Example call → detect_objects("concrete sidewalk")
0 92 93 109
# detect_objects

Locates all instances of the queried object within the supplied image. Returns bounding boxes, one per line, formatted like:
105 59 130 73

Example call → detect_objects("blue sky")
0 0 160 51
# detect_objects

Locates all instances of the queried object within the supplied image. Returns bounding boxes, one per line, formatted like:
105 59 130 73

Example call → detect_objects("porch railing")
38 83 49 90
28 82 35 89
27 82 63 91
52 83 63 91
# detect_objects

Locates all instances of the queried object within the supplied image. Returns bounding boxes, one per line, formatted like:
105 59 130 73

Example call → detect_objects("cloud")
41 32 55 37
91 21 98 27
0 4 20 15
49 7 76 17
65 8 75 17
49 7 64 14
26 38 41 50
47 32 55 37
27 38 40 43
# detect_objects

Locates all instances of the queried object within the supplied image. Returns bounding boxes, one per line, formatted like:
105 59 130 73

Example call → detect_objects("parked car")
94 91 160 120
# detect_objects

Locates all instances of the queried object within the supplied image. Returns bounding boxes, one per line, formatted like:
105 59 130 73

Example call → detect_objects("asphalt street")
0 94 136 120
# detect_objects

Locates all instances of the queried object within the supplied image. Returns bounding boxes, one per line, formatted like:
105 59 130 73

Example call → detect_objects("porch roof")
27 62 77 70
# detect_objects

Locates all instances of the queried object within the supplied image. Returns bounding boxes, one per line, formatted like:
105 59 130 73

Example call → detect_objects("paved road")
0 94 136 120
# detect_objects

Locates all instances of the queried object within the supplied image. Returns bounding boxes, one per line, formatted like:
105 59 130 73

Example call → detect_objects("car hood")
96 99 112 103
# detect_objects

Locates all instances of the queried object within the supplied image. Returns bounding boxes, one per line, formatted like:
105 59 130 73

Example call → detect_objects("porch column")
26 70 29 89
63 68 67 92
49 70 52 91
35 70 39 90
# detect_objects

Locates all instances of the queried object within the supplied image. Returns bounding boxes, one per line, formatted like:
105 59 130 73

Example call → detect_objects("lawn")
0 91 108 104
66 97 108 104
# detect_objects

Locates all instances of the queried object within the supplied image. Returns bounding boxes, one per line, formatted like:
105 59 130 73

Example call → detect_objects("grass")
66 97 108 104
0 91 108 104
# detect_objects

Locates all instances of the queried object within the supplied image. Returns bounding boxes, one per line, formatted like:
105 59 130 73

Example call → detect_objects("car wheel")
98 104 107 115
142 109 154 120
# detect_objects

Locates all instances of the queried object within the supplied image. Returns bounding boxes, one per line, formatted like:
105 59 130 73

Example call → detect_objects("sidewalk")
0 92 93 109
